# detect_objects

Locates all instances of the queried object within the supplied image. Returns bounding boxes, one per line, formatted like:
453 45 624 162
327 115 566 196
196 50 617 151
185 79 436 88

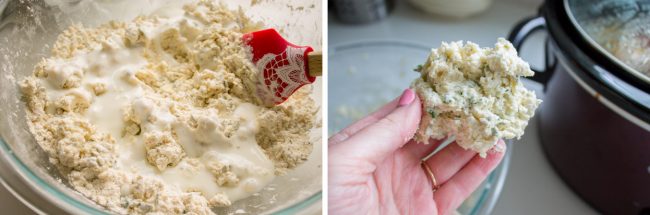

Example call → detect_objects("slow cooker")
508 0 650 214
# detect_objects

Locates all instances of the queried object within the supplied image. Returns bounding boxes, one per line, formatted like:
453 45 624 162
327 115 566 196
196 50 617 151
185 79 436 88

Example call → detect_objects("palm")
328 92 505 215
329 139 506 215
370 147 438 214
329 141 438 215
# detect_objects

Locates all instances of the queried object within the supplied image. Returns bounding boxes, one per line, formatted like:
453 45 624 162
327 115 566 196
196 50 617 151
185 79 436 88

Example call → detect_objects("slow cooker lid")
566 0 650 86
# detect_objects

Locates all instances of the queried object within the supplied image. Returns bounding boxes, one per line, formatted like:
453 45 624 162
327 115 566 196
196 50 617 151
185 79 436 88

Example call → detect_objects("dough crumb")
144 132 185 171
209 193 232 208
207 160 240 186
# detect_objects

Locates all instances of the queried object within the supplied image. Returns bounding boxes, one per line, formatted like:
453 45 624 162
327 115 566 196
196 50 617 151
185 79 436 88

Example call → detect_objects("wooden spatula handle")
308 51 322 77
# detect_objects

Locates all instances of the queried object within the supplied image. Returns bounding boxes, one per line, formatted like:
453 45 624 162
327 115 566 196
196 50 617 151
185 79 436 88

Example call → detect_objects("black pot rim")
541 0 650 126
562 0 650 90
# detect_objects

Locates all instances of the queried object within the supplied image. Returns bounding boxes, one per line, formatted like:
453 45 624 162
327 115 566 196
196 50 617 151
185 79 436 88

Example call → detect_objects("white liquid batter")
35 17 275 202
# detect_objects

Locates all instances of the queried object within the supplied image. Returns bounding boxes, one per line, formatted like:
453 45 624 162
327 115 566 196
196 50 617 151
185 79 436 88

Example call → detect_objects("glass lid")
566 0 650 86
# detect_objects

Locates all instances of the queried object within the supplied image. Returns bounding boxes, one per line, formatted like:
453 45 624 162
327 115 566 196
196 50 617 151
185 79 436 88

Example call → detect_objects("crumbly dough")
19 1 316 214
411 39 541 156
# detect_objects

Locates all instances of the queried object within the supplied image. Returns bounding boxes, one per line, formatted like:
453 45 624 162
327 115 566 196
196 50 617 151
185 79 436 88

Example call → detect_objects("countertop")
329 0 597 214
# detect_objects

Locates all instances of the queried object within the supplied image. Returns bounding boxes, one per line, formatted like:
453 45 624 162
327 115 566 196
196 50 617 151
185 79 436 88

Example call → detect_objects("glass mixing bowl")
328 40 511 215
0 0 322 214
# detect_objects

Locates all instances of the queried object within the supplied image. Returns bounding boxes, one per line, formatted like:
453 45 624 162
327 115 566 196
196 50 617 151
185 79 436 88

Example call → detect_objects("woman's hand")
328 89 506 214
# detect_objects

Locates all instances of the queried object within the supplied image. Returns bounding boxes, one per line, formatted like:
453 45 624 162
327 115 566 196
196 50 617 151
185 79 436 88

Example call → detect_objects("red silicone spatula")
243 29 322 106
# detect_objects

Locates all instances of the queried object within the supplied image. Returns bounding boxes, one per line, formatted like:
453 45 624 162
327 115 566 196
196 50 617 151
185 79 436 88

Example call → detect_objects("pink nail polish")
398 89 415 107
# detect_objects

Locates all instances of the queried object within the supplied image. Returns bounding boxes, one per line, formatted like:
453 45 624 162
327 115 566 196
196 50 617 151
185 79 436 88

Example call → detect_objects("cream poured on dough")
19 2 316 214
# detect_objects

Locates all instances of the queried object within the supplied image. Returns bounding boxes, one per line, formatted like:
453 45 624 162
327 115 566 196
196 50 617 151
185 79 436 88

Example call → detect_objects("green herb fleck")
428 110 436 118
413 64 423 72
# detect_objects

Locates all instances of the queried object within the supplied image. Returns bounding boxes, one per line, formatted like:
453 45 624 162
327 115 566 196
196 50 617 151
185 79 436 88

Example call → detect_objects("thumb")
333 89 422 166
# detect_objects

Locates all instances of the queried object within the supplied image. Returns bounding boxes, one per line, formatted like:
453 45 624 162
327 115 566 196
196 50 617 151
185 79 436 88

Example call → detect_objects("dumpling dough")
411 38 541 156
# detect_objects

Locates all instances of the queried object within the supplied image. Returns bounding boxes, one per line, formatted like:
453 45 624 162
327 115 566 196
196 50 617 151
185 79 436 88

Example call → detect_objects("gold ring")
421 161 440 192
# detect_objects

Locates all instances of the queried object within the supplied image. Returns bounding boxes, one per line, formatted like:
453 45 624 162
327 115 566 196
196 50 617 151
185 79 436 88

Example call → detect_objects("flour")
19 1 316 214
412 39 541 157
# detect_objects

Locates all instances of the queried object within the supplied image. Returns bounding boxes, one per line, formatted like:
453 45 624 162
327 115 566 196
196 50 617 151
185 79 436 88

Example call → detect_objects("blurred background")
328 0 608 214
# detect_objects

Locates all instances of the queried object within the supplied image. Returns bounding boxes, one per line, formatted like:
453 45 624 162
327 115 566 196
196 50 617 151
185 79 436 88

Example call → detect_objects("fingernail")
398 88 415 107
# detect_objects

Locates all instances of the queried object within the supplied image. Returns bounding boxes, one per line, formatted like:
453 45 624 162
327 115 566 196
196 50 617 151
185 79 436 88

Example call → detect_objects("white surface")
329 0 597 214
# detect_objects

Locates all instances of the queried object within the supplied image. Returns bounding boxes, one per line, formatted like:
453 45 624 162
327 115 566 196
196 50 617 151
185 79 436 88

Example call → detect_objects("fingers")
423 141 478 186
403 138 447 159
331 89 422 167
434 140 507 215
328 97 400 145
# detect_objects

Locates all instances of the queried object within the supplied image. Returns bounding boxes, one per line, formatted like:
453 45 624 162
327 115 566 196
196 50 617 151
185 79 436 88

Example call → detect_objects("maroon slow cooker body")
509 1 650 214
541 55 650 214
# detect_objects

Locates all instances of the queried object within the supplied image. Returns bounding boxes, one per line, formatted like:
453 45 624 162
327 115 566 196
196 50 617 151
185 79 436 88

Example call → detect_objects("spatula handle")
308 51 322 77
